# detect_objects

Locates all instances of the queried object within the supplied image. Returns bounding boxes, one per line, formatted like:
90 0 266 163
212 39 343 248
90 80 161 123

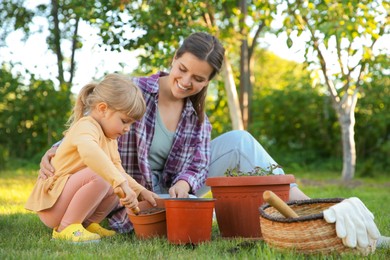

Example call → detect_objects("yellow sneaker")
52 224 100 243
86 223 116 237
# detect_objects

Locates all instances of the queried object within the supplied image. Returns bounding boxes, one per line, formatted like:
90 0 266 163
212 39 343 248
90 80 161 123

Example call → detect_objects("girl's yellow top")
25 116 145 212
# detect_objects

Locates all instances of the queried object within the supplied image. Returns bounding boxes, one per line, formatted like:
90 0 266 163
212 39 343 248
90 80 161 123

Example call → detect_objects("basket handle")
263 190 299 218
114 187 140 215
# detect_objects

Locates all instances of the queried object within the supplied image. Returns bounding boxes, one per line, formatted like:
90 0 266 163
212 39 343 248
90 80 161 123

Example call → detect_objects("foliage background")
0 0 389 177
1 51 389 175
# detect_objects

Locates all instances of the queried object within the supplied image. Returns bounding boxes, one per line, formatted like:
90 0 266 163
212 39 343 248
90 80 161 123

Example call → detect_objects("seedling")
224 164 282 177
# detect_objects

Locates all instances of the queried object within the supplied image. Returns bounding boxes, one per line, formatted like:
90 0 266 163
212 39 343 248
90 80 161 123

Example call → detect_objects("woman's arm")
170 119 212 197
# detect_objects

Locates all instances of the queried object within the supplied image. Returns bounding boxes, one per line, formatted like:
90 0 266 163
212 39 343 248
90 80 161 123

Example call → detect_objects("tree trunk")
240 39 250 129
222 55 244 130
239 0 250 129
339 114 356 181
51 0 64 86
313 37 359 181
337 94 358 181
69 16 80 87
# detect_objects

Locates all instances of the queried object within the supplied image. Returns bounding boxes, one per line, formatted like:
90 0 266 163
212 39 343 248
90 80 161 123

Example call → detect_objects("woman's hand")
39 146 58 179
169 180 191 198
139 189 160 207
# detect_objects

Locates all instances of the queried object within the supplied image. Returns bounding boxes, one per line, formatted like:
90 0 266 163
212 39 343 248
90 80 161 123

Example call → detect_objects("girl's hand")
169 180 191 198
39 147 58 179
120 184 138 210
139 189 160 207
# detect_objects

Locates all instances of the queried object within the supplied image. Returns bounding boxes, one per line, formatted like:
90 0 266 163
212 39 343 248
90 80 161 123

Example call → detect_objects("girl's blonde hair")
66 73 146 129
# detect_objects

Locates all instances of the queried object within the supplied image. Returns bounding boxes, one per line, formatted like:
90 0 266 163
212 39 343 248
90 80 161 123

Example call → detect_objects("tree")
0 1 285 131
249 50 338 166
355 54 390 173
0 64 69 161
237 0 277 129
281 0 389 180
0 0 105 103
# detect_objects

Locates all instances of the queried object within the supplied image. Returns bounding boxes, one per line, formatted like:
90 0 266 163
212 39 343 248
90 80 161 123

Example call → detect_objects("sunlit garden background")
1 0 389 258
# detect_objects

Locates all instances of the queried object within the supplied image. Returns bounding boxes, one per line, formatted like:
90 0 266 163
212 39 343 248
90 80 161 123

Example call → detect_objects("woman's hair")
66 73 146 129
175 32 225 124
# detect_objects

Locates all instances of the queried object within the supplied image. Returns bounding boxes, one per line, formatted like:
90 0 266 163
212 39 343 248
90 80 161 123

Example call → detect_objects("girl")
26 73 158 243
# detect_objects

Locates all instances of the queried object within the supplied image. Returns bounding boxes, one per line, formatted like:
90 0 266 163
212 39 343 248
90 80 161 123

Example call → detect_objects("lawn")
1 166 389 259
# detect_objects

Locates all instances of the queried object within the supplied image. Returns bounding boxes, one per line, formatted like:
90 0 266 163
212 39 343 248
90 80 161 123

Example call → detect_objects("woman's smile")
177 81 191 91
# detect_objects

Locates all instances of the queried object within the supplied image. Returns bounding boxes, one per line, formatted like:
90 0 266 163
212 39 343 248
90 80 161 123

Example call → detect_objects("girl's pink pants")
38 168 119 232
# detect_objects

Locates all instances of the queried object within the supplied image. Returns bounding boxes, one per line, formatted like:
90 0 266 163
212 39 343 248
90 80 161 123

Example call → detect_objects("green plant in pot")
205 164 295 239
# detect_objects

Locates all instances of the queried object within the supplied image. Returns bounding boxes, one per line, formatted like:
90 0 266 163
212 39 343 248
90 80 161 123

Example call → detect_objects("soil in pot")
165 198 215 245
139 207 165 215
206 174 295 239
128 199 166 239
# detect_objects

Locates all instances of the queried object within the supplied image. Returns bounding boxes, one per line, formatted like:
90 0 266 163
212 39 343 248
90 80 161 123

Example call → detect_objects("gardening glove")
347 198 381 242
323 197 380 249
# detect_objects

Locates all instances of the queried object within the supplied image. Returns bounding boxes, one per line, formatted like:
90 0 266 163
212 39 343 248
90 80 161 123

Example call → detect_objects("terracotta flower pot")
128 199 166 239
165 198 215 245
206 174 295 239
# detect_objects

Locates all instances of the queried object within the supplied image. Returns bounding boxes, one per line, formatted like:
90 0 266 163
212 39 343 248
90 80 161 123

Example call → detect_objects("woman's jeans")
196 130 286 196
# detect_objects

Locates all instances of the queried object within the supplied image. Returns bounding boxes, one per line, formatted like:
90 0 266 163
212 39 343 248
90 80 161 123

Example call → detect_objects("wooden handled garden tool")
114 187 140 215
263 190 299 218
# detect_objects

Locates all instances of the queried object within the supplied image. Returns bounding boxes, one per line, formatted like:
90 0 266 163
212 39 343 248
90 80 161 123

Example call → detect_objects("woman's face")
168 52 213 99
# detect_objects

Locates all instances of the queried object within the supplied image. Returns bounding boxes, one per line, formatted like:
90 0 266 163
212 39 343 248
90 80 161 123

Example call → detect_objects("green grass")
1 166 389 259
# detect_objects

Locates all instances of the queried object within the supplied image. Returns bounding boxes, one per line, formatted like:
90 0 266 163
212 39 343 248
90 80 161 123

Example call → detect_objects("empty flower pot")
165 198 215 245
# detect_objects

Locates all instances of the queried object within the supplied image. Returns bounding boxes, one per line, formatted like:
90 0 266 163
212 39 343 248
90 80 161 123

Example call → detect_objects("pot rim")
128 199 166 217
205 174 295 187
164 198 216 202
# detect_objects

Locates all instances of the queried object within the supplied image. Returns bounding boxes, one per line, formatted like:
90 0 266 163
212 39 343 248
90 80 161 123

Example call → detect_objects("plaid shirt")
108 71 212 233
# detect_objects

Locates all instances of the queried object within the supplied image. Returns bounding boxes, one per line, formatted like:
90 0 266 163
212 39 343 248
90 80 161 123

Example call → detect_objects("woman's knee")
223 130 253 143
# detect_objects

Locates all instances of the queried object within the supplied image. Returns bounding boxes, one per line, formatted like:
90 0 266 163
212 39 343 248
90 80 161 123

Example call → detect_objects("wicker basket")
259 198 375 256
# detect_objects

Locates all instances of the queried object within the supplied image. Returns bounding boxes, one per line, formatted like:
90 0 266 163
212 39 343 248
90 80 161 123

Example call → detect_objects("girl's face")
99 108 133 139
168 52 213 99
